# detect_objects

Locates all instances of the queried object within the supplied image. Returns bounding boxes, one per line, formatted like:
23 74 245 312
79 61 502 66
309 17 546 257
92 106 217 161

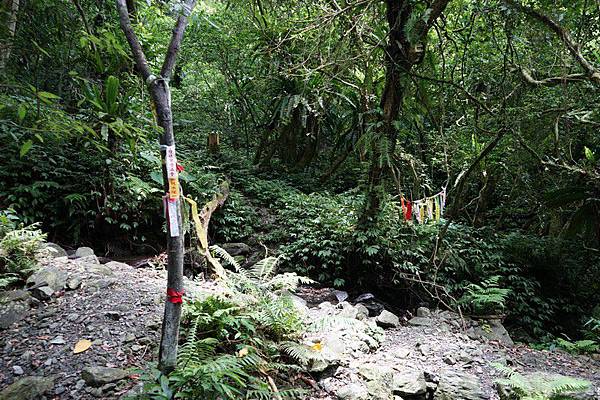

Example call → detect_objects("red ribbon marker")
176 163 184 173
405 200 412 221
167 288 185 304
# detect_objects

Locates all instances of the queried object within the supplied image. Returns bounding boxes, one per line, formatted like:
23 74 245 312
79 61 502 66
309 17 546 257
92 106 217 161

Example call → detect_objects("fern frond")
211 245 242 271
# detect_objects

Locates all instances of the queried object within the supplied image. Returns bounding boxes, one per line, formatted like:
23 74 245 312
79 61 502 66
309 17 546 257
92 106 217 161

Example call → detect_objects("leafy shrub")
492 363 591 400
140 251 311 400
554 338 599 355
0 211 46 289
458 276 511 315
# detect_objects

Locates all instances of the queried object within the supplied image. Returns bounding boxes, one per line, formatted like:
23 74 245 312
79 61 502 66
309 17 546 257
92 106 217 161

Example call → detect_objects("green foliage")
459 276 511 315
140 251 311 399
0 211 46 289
492 363 592 400
553 338 599 355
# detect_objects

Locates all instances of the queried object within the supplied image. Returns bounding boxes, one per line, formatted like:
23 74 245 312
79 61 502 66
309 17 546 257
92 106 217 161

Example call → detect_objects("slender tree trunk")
0 0 19 72
115 0 196 374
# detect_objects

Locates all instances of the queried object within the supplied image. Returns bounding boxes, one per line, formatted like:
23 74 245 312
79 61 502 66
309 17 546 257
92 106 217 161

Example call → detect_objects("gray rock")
220 242 251 256
338 302 359 319
333 290 349 303
354 293 375 302
104 261 131 271
288 294 308 313
85 264 114 276
0 290 31 303
77 255 100 265
45 242 68 258
0 298 29 329
443 354 456 365
408 316 435 327
75 247 95 258
355 303 369 320
31 286 54 301
12 365 24 375
336 383 368 400
396 347 411 358
50 335 66 345
75 379 86 390
416 306 431 317
26 267 67 292
81 366 128 387
435 370 488 400
0 376 54 400
66 275 83 290
393 369 427 396
376 310 400 328
468 319 514 346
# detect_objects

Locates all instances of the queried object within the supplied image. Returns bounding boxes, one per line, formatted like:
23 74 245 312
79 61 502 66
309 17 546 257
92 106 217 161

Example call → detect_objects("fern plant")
0 219 46 289
140 249 313 400
459 276 511 316
492 363 591 400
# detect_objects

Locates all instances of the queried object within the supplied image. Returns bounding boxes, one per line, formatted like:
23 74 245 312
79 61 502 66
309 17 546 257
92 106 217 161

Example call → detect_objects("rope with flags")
400 188 447 224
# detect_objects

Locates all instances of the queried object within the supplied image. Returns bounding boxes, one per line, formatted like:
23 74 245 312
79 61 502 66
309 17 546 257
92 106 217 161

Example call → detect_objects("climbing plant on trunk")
115 0 197 373
361 0 452 224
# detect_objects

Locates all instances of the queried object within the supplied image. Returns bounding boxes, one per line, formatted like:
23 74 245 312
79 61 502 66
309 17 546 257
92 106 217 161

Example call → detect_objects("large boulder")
393 369 427 397
336 383 369 400
467 319 513 346
81 366 128 387
75 247 95 258
26 267 67 292
0 376 54 400
434 370 488 400
376 310 400 328
44 243 68 258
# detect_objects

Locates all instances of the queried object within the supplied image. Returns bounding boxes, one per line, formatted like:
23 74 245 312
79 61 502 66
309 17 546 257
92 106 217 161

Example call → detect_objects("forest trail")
1 248 599 400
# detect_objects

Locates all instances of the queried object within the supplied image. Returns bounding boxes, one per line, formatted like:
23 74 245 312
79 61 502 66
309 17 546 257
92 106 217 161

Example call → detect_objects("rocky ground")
1 244 599 400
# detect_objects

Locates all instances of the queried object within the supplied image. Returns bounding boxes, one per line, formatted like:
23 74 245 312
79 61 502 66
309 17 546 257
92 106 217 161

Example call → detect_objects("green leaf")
37 91 60 101
20 140 33 157
17 104 27 123
150 170 164 185
105 75 119 114
584 146 596 163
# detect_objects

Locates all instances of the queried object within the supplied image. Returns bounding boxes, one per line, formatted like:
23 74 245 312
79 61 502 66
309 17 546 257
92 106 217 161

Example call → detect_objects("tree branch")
505 0 600 85
115 0 151 80
161 0 198 79
519 68 588 86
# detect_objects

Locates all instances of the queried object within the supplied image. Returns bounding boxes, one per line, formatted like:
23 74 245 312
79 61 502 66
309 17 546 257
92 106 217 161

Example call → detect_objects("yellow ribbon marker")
184 196 226 279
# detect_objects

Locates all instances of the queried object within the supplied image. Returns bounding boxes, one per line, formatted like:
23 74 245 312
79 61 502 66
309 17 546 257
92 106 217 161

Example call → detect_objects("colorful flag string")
401 188 446 224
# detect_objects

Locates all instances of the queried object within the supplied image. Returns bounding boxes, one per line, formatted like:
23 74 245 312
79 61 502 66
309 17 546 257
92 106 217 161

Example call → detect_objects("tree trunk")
361 0 411 224
150 80 186 373
360 0 451 223
115 0 197 374
0 0 19 72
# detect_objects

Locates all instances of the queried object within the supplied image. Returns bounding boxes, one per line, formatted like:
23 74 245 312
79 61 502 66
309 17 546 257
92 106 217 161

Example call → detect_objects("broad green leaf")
20 140 33 157
105 75 119 114
584 146 596 163
17 104 27 123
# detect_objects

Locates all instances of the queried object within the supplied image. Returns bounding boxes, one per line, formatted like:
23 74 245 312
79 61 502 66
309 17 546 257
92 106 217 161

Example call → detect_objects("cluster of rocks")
299 293 599 400
0 244 169 399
